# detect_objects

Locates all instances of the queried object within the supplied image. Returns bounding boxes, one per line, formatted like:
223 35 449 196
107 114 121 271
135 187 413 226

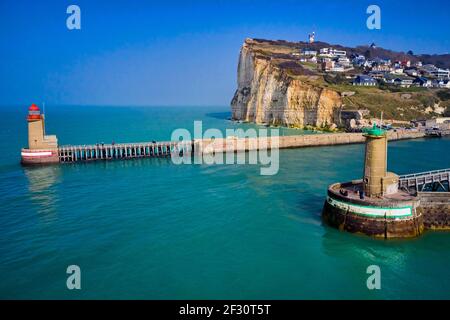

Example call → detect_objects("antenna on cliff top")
309 31 315 44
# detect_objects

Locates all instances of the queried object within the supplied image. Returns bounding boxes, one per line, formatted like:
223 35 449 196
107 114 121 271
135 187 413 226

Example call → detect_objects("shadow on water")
205 112 231 120
23 165 62 222
297 191 326 217
59 156 181 171
283 191 326 227
318 219 446 278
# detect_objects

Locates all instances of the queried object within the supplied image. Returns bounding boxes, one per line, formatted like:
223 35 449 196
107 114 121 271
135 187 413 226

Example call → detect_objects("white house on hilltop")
431 68 450 79
353 75 377 86
301 48 317 56
319 48 347 58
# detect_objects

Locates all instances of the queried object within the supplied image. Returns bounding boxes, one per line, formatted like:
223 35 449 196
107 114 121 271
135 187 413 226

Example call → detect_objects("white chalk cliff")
231 39 342 128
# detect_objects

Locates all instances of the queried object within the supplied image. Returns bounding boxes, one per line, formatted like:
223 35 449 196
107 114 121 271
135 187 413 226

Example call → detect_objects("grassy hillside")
247 39 450 121
323 84 441 120
252 38 450 69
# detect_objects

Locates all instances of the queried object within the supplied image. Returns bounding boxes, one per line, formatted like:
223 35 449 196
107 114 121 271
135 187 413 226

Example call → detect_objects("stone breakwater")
323 185 450 239
419 192 450 230
25 130 426 165
323 181 424 238
195 130 426 154
320 128 449 239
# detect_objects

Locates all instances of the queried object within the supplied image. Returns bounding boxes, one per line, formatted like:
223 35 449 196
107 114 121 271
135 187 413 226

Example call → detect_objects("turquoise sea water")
0 105 449 299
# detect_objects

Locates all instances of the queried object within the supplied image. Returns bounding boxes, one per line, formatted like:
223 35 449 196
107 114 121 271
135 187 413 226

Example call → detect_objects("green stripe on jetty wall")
327 196 413 219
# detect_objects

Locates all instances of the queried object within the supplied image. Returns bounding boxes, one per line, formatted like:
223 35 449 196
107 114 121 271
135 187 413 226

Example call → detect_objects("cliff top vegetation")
243 38 450 120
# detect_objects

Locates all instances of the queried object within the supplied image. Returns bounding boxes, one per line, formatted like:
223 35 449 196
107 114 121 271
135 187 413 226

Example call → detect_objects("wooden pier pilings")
58 141 193 163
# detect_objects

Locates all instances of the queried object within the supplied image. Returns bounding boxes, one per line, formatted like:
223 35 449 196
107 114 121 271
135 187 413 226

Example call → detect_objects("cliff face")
231 39 342 128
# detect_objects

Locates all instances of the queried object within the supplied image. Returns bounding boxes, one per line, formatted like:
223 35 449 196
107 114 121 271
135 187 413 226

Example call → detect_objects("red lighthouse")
21 103 59 165
27 103 42 121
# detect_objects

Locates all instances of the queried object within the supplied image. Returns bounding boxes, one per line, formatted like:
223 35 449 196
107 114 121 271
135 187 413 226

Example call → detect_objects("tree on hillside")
324 73 347 85
407 50 414 55
444 107 450 117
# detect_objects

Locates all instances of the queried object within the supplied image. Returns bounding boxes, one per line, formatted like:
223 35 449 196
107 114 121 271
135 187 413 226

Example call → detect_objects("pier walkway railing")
399 168 450 192
58 141 193 163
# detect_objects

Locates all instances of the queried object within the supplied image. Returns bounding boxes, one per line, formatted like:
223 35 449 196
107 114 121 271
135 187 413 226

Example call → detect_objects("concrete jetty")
20 104 429 165
195 130 426 155
24 131 426 164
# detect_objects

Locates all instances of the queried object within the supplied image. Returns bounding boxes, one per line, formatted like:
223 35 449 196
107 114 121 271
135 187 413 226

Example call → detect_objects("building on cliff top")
353 75 377 86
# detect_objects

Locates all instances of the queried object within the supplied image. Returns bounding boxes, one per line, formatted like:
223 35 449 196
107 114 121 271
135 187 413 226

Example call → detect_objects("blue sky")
1 0 449 106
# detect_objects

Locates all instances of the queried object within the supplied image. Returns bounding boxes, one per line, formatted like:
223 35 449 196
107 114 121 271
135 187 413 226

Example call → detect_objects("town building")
383 74 398 84
431 68 450 79
405 69 419 77
319 47 347 58
299 56 317 63
413 77 432 87
301 48 317 56
372 57 391 65
401 60 411 68
421 64 450 79
353 75 377 86
363 60 374 68
330 65 345 72
422 64 437 73
336 56 351 67
372 64 391 72
368 71 387 80
432 79 450 88
322 60 334 71
352 55 366 67
393 77 414 88
391 67 404 75
426 117 450 129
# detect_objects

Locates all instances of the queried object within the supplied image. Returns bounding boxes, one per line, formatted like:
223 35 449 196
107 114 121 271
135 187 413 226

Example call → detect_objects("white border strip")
21 151 53 157
327 196 412 218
